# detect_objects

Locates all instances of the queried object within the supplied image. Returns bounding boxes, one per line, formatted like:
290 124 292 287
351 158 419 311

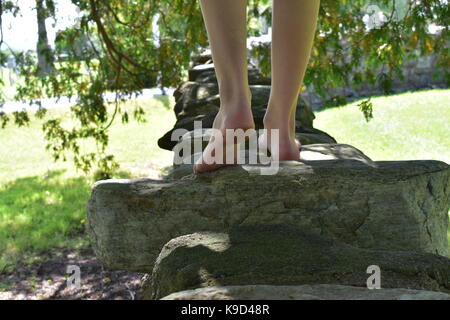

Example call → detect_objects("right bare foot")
258 131 300 161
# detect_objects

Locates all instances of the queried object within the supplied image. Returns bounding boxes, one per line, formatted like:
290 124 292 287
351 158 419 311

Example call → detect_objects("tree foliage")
0 0 448 177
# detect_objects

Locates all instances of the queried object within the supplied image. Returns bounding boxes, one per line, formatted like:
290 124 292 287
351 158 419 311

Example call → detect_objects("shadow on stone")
143 224 450 300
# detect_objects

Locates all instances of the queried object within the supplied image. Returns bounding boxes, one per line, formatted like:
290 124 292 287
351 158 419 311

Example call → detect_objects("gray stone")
143 225 450 299
86 159 450 273
173 82 219 106
295 132 337 145
159 284 450 300
188 63 216 82
190 50 213 67
157 107 331 151
172 82 313 124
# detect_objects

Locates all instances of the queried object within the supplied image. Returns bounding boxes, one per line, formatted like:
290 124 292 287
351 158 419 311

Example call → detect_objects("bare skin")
194 0 254 173
194 0 320 173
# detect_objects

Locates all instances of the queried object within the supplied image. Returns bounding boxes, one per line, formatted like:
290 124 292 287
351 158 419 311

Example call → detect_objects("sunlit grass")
314 89 450 163
0 96 175 183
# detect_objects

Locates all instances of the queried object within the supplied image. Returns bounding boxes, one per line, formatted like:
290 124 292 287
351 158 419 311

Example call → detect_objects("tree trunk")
36 0 54 76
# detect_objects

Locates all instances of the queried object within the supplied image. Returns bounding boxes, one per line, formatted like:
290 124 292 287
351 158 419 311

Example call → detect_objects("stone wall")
302 54 447 110
86 139 450 299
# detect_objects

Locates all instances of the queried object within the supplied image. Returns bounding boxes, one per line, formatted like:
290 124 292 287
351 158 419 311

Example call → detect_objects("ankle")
264 119 295 143
263 112 288 129
218 85 252 109
221 108 255 130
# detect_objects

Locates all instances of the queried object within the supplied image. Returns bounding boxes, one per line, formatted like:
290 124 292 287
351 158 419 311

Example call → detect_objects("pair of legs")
194 0 320 173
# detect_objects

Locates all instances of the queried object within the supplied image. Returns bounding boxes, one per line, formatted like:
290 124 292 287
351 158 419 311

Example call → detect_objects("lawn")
313 89 450 163
0 89 449 272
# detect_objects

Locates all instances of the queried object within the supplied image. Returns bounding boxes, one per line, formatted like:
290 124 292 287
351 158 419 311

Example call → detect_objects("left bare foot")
193 107 255 174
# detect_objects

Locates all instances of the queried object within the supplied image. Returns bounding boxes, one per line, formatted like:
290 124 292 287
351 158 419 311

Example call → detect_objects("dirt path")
0 246 143 300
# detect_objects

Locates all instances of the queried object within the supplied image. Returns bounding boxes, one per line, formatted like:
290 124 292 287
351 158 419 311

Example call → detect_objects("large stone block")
141 225 450 299
169 144 372 178
86 157 450 273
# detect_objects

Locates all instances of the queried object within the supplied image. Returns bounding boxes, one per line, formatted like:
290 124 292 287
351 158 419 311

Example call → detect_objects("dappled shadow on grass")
0 168 145 299
0 168 139 273
0 170 93 272
448 227 450 258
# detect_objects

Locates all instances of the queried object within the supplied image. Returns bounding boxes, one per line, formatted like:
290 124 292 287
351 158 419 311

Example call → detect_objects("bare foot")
259 116 301 161
193 107 255 173
294 138 302 150
290 109 302 150
258 131 300 161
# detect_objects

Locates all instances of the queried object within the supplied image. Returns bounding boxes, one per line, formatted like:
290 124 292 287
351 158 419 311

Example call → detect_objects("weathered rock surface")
170 144 374 178
159 284 450 300
142 225 450 299
86 158 450 273
172 131 355 166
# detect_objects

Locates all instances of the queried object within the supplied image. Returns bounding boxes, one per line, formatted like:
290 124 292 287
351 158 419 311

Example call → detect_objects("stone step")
86 157 450 273
158 284 450 300
142 225 450 299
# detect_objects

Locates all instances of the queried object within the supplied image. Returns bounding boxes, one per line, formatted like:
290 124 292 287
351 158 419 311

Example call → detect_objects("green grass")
314 89 450 163
0 96 175 272
0 172 90 271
